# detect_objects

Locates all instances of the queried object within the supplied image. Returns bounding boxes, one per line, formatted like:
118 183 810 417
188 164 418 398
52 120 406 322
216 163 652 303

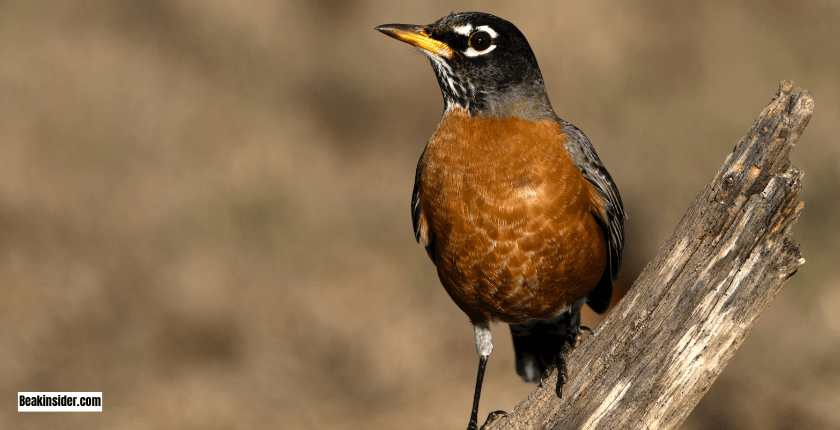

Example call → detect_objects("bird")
375 12 625 430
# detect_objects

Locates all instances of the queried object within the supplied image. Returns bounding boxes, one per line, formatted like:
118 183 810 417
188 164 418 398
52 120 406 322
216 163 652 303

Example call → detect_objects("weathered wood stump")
483 81 812 430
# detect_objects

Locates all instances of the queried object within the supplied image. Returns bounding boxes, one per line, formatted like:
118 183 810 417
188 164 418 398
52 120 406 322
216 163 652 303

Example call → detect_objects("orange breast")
419 111 607 324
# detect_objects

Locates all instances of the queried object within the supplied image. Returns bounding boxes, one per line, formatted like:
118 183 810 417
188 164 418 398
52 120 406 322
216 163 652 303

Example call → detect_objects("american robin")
376 12 625 430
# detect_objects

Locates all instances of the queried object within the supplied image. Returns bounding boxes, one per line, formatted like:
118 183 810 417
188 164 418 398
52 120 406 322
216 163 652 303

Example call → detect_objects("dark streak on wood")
482 81 812 430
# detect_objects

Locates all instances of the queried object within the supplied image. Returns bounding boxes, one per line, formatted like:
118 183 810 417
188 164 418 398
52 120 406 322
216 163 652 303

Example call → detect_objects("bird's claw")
574 325 594 347
478 410 508 430
548 325 595 398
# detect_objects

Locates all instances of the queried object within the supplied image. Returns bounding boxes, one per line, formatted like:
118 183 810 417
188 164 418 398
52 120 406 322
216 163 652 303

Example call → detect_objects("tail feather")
509 300 584 383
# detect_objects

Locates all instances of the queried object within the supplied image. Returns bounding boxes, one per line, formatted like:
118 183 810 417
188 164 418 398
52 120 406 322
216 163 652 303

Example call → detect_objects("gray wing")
560 119 626 312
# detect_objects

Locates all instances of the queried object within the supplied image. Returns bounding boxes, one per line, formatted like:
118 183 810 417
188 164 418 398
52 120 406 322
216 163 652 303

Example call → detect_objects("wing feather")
560 120 626 312
411 148 436 262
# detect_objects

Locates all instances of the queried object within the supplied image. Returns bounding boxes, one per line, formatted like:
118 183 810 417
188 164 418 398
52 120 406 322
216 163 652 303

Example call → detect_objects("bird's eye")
469 31 492 51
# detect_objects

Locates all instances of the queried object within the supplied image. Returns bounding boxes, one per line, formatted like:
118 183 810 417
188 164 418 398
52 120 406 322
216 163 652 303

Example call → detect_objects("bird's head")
376 12 556 120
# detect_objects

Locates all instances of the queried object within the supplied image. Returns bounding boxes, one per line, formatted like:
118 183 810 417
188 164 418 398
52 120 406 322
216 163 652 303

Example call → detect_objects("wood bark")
482 81 812 430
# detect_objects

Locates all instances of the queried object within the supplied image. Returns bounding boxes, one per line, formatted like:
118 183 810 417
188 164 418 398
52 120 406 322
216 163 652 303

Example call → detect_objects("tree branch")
483 81 812 430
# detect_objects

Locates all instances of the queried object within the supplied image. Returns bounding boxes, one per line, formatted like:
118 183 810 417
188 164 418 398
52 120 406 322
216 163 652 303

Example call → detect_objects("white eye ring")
463 25 498 57
474 25 498 39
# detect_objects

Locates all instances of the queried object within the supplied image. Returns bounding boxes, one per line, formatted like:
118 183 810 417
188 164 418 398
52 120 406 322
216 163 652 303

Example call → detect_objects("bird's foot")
542 326 595 398
478 410 508 430
538 361 556 389
553 341 573 398
574 325 594 348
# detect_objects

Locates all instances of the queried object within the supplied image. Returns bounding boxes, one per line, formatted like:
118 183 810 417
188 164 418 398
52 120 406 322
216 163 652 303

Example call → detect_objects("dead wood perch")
483 81 812 430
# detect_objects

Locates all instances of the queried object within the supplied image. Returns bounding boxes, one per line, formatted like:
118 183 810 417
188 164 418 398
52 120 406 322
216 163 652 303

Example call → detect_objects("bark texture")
483 81 812 430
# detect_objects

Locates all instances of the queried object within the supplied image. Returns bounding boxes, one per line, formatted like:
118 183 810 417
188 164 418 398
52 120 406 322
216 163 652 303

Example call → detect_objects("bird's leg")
467 356 488 430
468 323 493 430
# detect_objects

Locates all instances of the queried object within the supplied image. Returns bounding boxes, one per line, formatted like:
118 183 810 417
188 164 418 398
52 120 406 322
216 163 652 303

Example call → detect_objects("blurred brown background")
1 0 838 429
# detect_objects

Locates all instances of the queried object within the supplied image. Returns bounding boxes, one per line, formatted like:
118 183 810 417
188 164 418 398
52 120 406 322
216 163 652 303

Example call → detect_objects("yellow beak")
375 24 454 59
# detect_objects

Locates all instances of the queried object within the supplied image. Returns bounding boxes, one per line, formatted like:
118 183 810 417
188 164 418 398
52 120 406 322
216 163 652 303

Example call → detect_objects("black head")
376 12 556 120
